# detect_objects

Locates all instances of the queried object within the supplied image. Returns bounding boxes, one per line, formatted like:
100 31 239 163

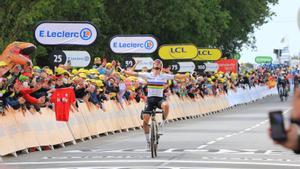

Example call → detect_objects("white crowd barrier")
0 85 277 157
226 85 277 107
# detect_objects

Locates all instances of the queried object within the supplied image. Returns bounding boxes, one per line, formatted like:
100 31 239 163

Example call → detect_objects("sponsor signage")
168 62 181 72
158 44 198 60
195 62 206 72
49 50 91 67
193 48 222 61
233 53 241 60
63 51 91 67
132 57 154 70
110 35 158 54
216 59 238 73
123 58 136 68
255 56 273 64
49 50 67 67
34 21 98 45
204 62 219 72
298 8 300 31
177 62 195 73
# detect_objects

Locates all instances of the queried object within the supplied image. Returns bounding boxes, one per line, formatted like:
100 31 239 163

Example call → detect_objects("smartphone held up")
269 110 287 142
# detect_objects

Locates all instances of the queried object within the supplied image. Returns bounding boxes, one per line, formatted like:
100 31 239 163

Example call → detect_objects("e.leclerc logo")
80 28 92 40
144 40 154 50
39 28 92 41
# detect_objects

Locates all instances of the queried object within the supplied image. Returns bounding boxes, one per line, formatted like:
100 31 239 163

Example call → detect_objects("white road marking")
239 131 245 134
207 141 216 145
4 160 300 167
197 145 208 149
195 107 292 149
225 134 232 138
216 137 224 141
244 128 251 131
37 167 238 169
163 148 177 153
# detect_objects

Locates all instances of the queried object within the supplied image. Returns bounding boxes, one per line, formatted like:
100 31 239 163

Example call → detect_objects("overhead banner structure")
34 21 98 46
216 59 238 73
49 50 91 67
193 48 222 61
158 44 198 60
109 35 158 54
255 56 273 64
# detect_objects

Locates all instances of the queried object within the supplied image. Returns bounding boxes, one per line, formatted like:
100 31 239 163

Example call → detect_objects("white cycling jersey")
138 72 175 97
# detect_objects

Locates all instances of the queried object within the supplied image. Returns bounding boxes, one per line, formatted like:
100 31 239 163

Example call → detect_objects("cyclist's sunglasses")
153 67 161 70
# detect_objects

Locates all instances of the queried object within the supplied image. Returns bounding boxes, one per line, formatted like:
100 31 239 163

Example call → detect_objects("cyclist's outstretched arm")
124 70 138 77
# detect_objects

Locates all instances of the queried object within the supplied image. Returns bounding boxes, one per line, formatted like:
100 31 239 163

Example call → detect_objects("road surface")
2 95 299 169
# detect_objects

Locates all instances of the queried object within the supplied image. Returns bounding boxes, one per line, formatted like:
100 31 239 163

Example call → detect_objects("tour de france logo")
144 40 154 50
80 28 92 40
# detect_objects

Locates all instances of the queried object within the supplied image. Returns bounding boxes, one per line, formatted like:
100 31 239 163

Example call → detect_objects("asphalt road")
1 95 299 169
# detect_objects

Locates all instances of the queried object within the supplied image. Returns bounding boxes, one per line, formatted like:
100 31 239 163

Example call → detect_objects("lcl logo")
198 49 212 55
170 47 187 53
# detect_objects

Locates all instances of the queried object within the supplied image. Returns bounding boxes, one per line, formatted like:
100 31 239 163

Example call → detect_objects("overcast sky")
240 0 300 63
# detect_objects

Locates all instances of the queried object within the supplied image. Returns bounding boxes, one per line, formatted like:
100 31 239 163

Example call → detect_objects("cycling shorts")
144 97 165 113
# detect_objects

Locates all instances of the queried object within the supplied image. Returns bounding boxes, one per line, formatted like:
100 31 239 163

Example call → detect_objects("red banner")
216 59 238 73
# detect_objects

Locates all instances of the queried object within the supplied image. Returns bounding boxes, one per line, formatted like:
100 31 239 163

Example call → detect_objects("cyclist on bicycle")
277 72 289 98
124 59 188 147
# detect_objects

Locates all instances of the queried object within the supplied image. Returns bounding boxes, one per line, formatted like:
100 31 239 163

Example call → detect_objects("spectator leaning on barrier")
0 53 282 115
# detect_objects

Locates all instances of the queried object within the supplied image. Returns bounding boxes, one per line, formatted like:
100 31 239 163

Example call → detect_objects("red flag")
50 88 76 121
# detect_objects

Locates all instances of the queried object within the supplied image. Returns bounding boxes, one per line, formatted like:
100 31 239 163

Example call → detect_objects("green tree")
218 0 278 56
0 0 109 65
0 0 279 66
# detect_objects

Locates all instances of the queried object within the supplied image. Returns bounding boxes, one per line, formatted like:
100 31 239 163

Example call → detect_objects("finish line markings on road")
196 107 292 149
38 168 237 169
39 155 294 162
4 159 300 167
63 148 291 155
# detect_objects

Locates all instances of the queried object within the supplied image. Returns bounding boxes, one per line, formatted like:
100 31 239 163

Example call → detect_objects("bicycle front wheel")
150 121 158 158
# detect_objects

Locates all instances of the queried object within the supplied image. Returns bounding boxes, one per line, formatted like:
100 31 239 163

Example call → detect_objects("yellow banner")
193 48 222 61
158 44 198 60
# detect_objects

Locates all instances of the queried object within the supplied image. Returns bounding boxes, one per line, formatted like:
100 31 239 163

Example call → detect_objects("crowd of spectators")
0 57 285 115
